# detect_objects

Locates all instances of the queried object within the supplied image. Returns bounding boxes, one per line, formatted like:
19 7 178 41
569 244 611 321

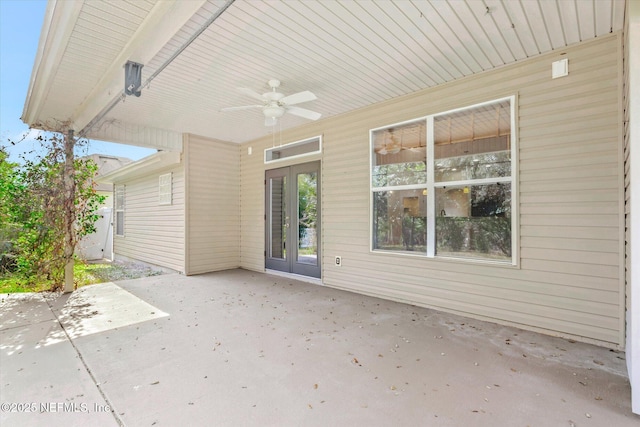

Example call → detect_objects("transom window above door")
264 136 322 164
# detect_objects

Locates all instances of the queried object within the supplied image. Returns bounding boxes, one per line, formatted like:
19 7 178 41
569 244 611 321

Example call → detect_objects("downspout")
78 0 235 138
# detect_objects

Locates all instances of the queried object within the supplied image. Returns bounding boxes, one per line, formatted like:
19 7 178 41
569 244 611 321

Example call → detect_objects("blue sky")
0 0 155 162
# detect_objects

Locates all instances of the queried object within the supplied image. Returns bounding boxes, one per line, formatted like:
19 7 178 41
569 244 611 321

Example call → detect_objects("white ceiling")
24 0 626 146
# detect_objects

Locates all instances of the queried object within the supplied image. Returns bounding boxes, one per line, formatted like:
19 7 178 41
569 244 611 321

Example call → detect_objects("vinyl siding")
185 134 240 274
114 164 185 272
240 34 624 347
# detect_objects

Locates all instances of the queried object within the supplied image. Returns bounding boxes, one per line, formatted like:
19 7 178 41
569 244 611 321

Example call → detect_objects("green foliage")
436 217 466 252
0 260 132 293
0 134 105 291
436 216 511 259
373 161 426 187
297 172 317 242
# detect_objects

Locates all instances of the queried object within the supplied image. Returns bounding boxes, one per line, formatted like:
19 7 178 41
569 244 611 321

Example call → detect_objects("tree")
297 172 317 246
0 148 20 273
1 131 104 292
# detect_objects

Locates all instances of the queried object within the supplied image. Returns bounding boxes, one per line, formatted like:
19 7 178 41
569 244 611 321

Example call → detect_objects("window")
159 173 172 205
372 120 427 252
115 185 125 236
371 97 515 264
265 136 322 163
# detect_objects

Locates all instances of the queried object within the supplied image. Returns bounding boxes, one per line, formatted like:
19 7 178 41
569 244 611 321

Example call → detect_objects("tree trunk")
63 130 76 293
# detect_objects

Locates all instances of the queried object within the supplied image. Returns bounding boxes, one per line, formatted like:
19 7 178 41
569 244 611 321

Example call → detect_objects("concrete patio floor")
1 269 638 426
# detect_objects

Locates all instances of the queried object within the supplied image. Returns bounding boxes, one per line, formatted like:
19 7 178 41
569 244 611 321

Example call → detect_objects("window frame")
115 184 125 237
369 95 518 265
159 172 172 205
264 135 322 164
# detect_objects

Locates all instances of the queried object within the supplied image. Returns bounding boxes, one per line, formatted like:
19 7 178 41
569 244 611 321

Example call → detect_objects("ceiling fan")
221 79 321 126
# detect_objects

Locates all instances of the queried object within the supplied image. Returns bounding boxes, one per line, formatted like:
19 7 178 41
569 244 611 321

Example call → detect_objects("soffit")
27 0 158 127
26 0 626 146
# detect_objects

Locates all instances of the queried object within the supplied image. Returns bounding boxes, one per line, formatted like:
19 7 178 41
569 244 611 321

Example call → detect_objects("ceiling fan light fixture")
263 105 285 118
387 146 401 154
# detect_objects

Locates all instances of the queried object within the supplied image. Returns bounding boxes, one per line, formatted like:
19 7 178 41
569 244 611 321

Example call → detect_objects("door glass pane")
297 172 317 265
269 176 286 260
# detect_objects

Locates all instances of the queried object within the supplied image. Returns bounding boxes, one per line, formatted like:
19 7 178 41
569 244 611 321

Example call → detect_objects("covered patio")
1 270 636 426
19 0 640 413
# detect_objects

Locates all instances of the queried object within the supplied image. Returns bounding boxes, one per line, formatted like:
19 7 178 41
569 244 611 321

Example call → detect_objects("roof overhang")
23 0 627 149
98 151 181 183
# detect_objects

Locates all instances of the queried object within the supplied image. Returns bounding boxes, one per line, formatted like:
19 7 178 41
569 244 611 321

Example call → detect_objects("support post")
63 129 76 293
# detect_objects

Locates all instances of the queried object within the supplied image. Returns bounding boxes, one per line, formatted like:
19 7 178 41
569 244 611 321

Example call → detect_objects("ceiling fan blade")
286 106 321 121
220 105 262 112
280 90 316 106
265 117 277 127
237 87 266 102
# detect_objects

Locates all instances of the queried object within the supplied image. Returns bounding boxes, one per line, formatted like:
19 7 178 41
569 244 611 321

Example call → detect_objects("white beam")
628 0 640 416
86 119 183 153
21 0 83 126
71 0 207 133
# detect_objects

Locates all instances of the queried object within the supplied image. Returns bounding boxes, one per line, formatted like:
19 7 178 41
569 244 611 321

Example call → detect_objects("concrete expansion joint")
44 296 124 427
1 317 56 332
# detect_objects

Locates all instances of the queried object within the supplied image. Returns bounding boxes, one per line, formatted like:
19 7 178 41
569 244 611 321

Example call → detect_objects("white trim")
433 96 514 118
370 116 428 134
85 121 183 152
22 0 84 125
511 93 520 268
264 135 322 164
114 185 125 237
433 176 512 188
369 96 516 265
627 0 640 415
158 172 172 205
372 184 428 192
265 269 322 286
426 115 436 257
99 151 181 183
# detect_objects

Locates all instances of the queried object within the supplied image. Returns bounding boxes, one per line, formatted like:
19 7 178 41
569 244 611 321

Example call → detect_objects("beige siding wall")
185 134 240 274
114 164 185 272
240 34 624 347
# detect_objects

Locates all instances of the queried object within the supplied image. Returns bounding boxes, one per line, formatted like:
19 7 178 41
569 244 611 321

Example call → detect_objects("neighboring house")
76 154 132 261
20 0 640 413
97 151 194 272
82 154 133 208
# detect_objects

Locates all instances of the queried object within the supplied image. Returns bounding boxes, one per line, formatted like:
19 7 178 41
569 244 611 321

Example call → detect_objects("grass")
0 260 164 294
0 276 44 294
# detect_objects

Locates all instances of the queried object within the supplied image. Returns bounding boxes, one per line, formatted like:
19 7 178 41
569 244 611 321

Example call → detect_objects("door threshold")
265 269 322 285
